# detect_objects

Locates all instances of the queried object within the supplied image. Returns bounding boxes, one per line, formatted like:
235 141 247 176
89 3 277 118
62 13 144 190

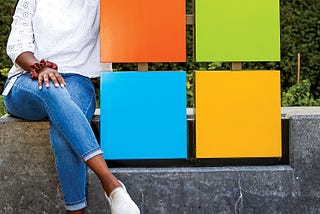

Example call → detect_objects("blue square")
100 71 187 160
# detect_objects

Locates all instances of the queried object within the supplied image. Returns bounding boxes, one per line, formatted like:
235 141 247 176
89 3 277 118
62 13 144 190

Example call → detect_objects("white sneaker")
105 181 140 214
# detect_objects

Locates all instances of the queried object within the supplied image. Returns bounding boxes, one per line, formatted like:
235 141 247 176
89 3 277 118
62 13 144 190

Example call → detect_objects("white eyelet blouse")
6 0 112 78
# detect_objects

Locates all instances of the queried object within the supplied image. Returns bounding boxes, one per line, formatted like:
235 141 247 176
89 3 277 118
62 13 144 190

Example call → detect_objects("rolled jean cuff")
65 200 87 211
82 148 103 162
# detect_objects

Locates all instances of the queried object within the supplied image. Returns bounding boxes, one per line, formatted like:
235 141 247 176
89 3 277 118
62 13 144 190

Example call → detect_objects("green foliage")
282 79 320 107
0 95 6 117
0 67 9 116
279 0 320 98
0 0 16 69
0 0 16 95
0 67 9 92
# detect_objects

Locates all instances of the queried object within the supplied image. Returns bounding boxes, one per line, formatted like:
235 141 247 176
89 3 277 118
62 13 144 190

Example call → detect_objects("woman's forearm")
15 52 39 72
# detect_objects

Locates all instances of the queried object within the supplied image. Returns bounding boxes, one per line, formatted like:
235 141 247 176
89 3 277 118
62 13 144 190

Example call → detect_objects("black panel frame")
91 116 289 168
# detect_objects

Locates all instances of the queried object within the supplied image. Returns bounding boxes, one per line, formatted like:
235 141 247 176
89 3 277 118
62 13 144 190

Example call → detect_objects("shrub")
282 79 320 107
0 0 16 69
0 68 9 116
0 95 6 117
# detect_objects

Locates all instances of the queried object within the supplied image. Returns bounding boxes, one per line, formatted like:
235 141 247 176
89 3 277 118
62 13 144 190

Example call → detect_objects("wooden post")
138 63 149 71
186 14 194 25
231 62 242 71
297 53 301 84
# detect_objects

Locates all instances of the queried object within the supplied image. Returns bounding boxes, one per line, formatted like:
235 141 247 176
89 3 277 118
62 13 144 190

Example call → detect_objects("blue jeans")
3 73 102 210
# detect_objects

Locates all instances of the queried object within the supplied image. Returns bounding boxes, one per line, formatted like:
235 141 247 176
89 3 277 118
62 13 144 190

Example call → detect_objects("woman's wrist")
15 51 39 72
29 59 58 80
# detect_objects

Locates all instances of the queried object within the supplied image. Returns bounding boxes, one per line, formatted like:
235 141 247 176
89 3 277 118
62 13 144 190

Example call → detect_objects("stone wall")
1 107 320 213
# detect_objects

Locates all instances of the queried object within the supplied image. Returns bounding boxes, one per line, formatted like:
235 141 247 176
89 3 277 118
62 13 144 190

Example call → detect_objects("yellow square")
195 71 281 158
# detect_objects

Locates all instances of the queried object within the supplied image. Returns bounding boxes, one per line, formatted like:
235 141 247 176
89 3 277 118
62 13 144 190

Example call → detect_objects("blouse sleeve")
6 0 36 64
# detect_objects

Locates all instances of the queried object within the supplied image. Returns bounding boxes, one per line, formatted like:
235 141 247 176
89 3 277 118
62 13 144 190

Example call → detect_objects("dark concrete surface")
1 108 320 213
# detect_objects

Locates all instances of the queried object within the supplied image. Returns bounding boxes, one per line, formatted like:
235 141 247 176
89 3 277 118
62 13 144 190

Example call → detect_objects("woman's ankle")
101 174 122 196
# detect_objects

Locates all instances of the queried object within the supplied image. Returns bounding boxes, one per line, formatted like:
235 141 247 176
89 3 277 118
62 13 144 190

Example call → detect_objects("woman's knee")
38 83 72 104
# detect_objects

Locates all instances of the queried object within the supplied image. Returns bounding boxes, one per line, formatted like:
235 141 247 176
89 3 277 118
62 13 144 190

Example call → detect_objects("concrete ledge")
1 107 320 213
87 166 294 213
0 118 64 213
282 107 320 118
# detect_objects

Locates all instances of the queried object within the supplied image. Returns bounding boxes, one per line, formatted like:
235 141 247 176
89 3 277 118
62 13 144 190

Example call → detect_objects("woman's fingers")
55 72 67 87
49 73 59 87
37 68 66 89
38 74 43 90
43 73 50 88
38 68 51 89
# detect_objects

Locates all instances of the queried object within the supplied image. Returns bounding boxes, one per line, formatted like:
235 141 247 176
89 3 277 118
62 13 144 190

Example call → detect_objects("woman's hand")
15 52 66 89
38 67 66 89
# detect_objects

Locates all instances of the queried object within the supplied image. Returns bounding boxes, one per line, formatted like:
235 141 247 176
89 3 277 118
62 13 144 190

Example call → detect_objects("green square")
195 0 280 62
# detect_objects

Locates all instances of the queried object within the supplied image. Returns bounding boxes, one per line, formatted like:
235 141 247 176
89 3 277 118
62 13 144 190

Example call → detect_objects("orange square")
100 0 186 63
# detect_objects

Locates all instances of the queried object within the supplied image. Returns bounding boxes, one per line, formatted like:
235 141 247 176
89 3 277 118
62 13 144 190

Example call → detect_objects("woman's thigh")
62 73 96 120
3 73 96 121
3 73 48 120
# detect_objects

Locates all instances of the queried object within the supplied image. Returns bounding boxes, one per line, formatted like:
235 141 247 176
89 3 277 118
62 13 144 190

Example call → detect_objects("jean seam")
65 199 87 211
82 148 102 161
83 92 95 119
65 198 87 205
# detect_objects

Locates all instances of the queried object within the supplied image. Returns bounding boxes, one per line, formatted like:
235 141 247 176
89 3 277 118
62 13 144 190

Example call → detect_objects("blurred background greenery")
0 0 319 116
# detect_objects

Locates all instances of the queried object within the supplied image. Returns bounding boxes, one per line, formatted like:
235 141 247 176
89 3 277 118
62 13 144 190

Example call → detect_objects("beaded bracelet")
29 59 58 80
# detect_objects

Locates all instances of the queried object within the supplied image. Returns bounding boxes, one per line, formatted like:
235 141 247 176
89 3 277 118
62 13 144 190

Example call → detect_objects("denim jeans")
3 73 102 210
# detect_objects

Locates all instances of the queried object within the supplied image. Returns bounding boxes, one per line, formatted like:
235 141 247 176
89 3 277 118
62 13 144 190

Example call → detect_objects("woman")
2 0 140 213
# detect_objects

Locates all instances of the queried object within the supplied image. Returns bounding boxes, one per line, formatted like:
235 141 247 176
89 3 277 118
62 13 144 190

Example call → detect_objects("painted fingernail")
39 86 42 90
60 84 65 88
55 83 59 87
